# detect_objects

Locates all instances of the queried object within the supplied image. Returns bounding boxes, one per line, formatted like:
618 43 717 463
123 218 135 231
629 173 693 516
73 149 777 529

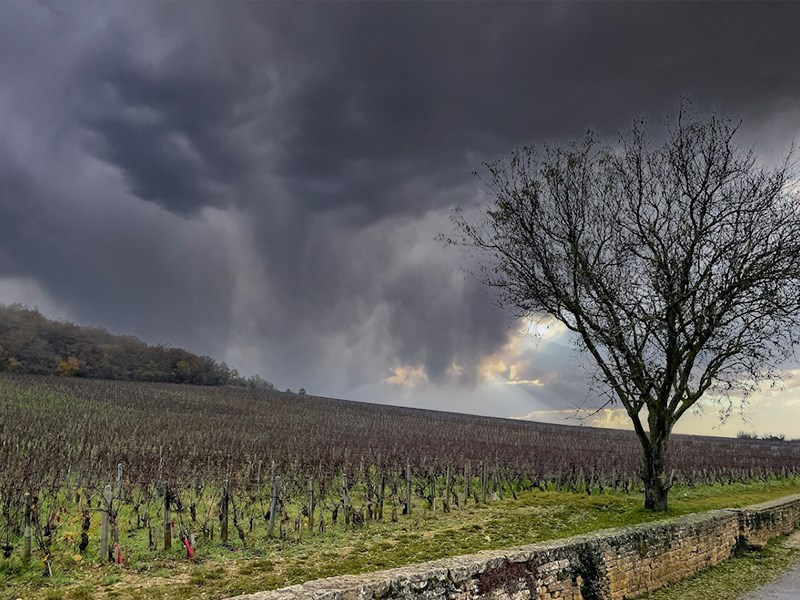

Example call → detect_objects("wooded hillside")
0 304 272 387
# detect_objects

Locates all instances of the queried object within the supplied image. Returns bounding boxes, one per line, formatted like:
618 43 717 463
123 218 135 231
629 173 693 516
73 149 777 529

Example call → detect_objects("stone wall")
231 494 800 600
737 495 800 549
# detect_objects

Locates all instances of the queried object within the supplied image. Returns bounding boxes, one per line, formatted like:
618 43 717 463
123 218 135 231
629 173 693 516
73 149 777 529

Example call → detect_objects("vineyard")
2 373 800 597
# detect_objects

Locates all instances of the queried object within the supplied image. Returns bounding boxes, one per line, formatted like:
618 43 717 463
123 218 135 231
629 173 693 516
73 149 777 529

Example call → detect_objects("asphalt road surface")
742 532 800 599
742 563 800 599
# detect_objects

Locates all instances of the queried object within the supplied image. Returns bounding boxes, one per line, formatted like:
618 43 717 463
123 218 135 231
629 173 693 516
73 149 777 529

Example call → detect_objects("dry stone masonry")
232 494 800 600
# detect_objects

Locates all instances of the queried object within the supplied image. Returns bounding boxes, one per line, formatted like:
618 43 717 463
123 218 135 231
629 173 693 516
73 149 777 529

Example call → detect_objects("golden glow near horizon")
383 316 800 439
383 365 429 388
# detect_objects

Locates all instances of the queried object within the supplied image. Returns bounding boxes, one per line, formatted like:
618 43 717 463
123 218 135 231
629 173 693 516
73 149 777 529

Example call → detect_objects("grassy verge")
3 479 800 599
642 531 800 600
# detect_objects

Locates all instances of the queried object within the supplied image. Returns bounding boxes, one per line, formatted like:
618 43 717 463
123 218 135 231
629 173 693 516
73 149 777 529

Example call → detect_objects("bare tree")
449 107 800 511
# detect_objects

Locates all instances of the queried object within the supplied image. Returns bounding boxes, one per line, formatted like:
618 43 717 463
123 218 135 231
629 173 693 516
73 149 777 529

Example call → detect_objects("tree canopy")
450 106 800 510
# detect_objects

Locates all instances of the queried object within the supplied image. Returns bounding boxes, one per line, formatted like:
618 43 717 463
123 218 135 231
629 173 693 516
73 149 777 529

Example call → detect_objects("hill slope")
2 373 800 599
0 303 271 387
2 372 798 491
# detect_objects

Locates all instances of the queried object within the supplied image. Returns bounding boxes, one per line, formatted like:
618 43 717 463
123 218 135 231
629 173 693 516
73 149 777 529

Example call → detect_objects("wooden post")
428 470 435 511
298 512 303 541
307 479 314 533
100 484 112 560
163 485 172 551
268 475 280 536
116 463 123 500
405 462 412 515
157 445 163 487
342 473 350 526
111 506 120 560
378 472 385 521
481 462 487 504
23 492 32 562
465 461 471 505
363 466 371 518
444 465 451 512
220 483 229 544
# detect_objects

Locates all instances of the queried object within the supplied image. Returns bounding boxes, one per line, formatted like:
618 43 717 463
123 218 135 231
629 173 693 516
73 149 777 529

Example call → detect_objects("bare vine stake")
116 463 123 500
378 472 385 521
100 484 112 561
163 485 172 551
428 470 435 512
364 466 371 517
481 462 487 504
307 479 314 533
268 475 280 537
342 473 350 526
405 462 412 515
23 492 31 562
464 461 471 505
476 463 481 503
157 445 163 485
444 465 451 513
111 501 120 561
221 482 229 544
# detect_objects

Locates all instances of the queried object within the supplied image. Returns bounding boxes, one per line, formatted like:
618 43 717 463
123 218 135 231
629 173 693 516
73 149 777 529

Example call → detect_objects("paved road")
742 563 800 599
742 533 800 599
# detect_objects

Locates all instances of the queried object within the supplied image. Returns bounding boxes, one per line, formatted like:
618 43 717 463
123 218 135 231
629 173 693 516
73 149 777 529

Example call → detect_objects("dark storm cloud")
1 1 799 401
0 156 41 275
383 263 508 381
69 15 271 215
264 1 800 216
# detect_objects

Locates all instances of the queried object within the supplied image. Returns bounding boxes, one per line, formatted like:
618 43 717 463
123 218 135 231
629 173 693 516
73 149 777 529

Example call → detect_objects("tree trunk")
642 437 669 512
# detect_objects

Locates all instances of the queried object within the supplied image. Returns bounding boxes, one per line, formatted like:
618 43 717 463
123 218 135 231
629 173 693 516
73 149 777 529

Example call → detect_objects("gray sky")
2 2 799 436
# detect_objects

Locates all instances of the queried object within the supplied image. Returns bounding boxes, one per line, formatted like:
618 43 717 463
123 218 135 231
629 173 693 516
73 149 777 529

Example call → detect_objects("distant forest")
0 304 273 388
